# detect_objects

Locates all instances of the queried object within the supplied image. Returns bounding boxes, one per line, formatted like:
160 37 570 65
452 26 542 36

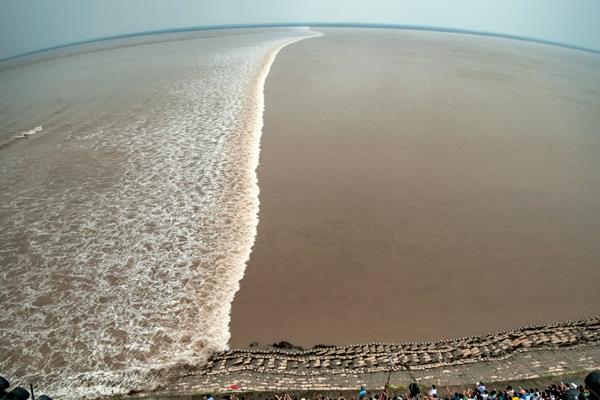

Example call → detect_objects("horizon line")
2 22 600 63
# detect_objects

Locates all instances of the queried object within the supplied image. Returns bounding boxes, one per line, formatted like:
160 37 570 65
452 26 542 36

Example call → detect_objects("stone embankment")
143 317 600 398
204 317 599 376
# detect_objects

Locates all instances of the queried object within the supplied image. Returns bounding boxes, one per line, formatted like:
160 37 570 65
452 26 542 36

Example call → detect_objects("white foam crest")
0 29 321 399
20 125 43 137
0 125 44 147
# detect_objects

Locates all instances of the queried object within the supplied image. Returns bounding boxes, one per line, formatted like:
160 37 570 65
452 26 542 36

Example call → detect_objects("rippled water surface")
0 28 318 399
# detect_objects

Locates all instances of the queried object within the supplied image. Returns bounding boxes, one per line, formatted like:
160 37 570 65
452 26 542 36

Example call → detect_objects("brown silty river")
230 28 600 348
0 28 319 398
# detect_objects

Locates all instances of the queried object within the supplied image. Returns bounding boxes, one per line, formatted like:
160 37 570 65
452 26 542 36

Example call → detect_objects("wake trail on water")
0 28 321 399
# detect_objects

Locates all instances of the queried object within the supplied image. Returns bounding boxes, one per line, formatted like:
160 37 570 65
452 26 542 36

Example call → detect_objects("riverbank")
119 369 596 400
120 317 599 399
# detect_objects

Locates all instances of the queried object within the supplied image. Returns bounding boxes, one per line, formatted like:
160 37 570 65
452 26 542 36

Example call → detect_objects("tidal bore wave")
0 28 320 399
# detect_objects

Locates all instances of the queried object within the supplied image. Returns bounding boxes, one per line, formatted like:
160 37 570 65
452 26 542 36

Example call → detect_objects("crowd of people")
382 380 595 400
211 371 600 400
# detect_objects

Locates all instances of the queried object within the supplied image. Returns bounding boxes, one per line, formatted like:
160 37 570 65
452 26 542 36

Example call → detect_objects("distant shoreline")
2 22 599 65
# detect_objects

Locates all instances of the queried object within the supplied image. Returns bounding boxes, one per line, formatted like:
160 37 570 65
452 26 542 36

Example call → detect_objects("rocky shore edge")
205 316 599 375
121 317 599 399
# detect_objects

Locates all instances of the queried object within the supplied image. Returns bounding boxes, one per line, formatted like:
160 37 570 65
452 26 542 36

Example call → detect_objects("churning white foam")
0 29 321 399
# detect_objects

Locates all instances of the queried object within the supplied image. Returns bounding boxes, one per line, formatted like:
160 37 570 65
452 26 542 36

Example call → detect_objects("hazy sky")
1 0 600 60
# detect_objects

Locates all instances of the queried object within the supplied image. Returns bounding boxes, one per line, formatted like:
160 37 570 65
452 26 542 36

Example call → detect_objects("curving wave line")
0 28 321 399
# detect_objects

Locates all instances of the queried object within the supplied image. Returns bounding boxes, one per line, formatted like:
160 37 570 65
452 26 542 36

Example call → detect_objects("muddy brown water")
230 28 600 348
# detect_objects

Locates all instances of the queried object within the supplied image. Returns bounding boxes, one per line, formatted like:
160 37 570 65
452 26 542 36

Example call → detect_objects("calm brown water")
230 28 600 348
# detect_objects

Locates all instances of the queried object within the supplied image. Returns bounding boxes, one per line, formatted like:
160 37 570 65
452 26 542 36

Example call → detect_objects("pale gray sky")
1 0 600 60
